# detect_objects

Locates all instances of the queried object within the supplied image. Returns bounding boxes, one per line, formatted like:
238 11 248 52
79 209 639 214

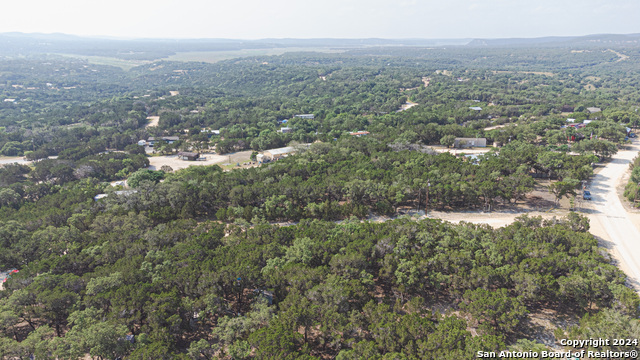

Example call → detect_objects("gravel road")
586 140 640 291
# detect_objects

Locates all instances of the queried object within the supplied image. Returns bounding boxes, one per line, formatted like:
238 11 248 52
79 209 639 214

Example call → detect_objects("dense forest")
1 36 640 359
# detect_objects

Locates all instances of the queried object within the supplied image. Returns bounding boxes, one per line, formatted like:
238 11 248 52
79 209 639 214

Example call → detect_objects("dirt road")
585 141 640 291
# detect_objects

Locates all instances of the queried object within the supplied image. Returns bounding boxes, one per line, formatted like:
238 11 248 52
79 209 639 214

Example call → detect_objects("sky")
3 0 640 40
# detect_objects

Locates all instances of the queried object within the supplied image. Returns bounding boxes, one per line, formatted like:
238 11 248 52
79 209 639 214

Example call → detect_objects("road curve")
586 141 640 291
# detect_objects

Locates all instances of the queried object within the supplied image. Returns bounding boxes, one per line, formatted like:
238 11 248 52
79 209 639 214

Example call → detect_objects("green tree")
460 288 527 335
127 169 165 188
440 134 456 148
548 178 580 205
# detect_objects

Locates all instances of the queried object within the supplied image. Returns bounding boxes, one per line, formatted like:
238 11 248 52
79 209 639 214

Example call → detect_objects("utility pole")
426 182 430 217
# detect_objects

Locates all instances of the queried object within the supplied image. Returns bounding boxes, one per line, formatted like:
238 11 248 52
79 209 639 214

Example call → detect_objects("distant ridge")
1 32 640 60
0 33 471 60
467 33 640 47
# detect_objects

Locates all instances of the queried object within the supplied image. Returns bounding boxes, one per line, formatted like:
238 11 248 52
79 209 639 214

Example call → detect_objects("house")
295 114 315 119
279 127 293 133
349 131 370 137
454 137 487 148
3 99 16 102
586 107 602 113
137 140 147 146
261 144 311 161
200 129 220 138
177 152 200 161
469 107 482 111
147 136 179 146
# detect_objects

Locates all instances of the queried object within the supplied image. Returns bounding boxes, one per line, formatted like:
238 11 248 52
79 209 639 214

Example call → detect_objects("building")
586 107 602 113
93 194 108 201
349 131 370 137
454 137 487 148
279 127 293 133
263 146 297 161
177 152 200 161
137 140 147 146
295 114 315 119
469 106 482 111
147 136 179 146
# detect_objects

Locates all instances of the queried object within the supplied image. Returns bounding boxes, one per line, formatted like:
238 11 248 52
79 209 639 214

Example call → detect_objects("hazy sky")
3 0 640 39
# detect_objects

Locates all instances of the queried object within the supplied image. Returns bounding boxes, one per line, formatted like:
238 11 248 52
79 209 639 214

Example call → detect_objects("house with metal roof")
454 137 487 148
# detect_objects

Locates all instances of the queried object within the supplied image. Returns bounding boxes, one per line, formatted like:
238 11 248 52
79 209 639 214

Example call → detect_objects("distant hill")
466 33 640 48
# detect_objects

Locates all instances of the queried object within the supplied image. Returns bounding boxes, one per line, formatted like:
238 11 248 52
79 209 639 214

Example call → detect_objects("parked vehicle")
583 190 592 200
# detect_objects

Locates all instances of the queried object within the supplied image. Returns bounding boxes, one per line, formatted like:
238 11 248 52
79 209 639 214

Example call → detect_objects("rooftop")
266 146 297 155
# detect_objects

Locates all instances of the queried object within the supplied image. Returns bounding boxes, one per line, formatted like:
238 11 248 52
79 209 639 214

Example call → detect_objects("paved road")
586 141 640 291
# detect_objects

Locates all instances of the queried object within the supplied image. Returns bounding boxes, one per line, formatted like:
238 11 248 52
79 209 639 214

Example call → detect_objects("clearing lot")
0 156 28 166
146 116 160 128
397 101 419 112
428 145 493 155
147 150 253 171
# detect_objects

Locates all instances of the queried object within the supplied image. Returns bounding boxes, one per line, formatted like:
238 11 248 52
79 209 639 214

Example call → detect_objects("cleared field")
56 47 345 69
164 47 345 63
55 54 151 70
